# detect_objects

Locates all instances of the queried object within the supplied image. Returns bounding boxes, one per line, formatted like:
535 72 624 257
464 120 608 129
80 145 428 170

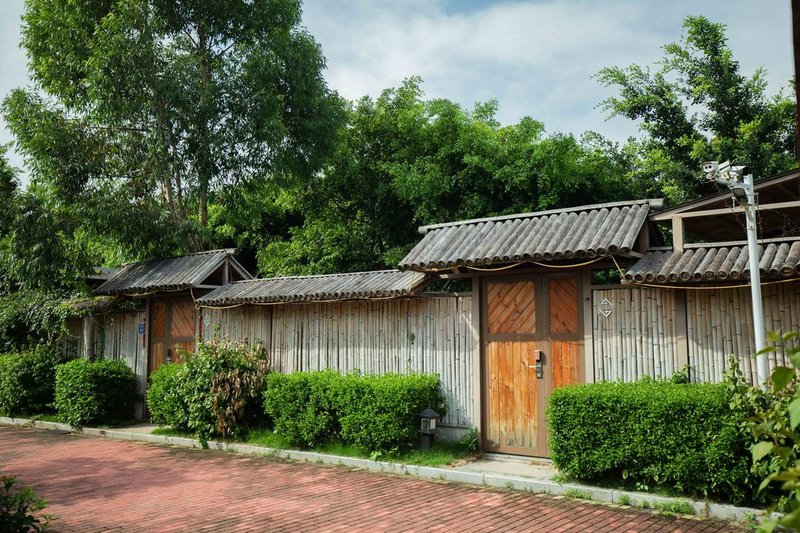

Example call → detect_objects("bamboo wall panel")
61 318 83 358
593 282 800 385
592 287 681 382
201 296 474 428
101 311 148 418
687 283 800 384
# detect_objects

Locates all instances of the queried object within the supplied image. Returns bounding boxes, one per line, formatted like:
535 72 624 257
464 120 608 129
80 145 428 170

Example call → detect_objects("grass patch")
653 501 695 516
244 428 470 466
28 413 63 423
617 494 631 506
564 489 592 500
151 427 194 438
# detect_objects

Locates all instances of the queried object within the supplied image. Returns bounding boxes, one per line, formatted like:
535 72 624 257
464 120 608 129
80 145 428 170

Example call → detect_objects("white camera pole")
703 162 768 388
742 173 769 388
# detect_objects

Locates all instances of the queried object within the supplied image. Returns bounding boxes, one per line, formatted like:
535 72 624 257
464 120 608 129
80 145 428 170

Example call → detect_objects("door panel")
487 281 535 334
483 274 582 457
549 277 579 334
149 299 196 376
552 341 580 389
486 341 539 451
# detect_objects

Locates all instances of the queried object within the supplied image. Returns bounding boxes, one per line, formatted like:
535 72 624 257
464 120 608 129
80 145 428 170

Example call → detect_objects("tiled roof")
623 240 800 284
398 200 653 271
196 270 428 306
95 249 246 295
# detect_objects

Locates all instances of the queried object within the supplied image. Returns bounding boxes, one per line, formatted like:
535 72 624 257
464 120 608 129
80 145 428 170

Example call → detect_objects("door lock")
535 350 545 379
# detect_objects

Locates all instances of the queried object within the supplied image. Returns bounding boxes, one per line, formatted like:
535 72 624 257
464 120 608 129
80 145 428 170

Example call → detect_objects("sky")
0 0 794 186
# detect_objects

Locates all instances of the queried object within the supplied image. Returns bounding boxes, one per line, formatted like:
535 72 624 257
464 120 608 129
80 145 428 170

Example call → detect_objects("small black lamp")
419 408 441 450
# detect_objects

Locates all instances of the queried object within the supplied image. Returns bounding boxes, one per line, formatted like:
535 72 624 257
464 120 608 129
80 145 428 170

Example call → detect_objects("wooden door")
483 274 582 456
149 299 196 375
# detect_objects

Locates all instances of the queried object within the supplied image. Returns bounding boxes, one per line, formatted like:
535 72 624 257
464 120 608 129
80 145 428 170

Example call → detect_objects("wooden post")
582 270 595 383
674 289 690 377
672 216 685 252
793 0 800 161
82 316 95 360
470 275 483 440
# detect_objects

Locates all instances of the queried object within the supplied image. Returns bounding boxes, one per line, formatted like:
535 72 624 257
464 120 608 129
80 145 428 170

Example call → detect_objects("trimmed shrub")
334 373 445 452
181 338 270 445
263 371 446 452
146 363 189 430
546 381 750 503
54 359 137 427
263 370 340 448
0 345 69 416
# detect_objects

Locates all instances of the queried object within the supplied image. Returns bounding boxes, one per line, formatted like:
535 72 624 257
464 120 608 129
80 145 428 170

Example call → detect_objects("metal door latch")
535 350 545 379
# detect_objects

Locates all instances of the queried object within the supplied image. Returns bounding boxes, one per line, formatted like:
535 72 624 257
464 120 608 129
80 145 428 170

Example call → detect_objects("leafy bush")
264 371 446 453
263 371 341 448
180 338 270 445
54 358 137 427
0 474 51 532
546 380 751 503
0 290 69 354
0 345 69 416
738 331 800 531
146 363 189 431
334 373 446 453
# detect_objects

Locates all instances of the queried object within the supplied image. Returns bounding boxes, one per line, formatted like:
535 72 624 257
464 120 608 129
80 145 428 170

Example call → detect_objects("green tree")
597 16 796 203
260 78 634 276
4 0 344 275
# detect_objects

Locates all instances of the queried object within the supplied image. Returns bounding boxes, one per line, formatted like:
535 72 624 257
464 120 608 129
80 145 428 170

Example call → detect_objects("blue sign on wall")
138 323 145 335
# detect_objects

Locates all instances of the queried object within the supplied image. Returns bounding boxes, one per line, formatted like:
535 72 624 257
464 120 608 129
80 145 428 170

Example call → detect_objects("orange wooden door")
483 274 581 456
149 299 195 375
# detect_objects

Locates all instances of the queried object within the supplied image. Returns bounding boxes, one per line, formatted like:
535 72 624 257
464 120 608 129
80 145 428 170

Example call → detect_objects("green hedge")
263 371 446 452
0 345 69 416
263 370 340 448
546 381 751 503
55 359 137 427
335 373 444 452
146 363 189 430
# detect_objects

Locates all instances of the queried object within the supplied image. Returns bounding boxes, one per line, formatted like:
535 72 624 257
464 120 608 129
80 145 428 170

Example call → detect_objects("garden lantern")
419 408 441 450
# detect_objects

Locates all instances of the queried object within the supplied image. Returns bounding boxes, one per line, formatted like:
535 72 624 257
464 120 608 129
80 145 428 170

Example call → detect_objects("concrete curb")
1 417 763 523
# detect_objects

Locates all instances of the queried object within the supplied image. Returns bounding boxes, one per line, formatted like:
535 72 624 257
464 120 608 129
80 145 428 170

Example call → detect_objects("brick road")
0 425 744 532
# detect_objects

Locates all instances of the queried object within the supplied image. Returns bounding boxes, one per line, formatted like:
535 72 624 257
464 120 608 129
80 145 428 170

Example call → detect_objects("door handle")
535 350 545 379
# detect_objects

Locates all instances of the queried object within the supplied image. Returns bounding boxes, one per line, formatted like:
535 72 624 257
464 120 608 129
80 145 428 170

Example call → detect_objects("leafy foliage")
0 345 70 416
263 370 445 453
54 359 137 427
0 474 51 533
263 370 341 448
597 16 796 203
546 380 751 504
334 373 446 453
178 338 271 445
259 78 636 275
1 0 344 288
740 332 800 532
0 292 70 354
145 363 189 430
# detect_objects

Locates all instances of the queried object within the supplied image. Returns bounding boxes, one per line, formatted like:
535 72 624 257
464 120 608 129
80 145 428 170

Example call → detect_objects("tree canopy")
597 16 796 203
3 0 343 284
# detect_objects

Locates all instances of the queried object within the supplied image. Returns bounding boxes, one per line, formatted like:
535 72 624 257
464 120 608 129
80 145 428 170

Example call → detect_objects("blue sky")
0 0 794 184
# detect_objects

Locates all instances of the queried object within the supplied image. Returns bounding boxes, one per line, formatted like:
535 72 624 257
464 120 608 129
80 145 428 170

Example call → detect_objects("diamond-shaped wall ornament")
598 298 614 317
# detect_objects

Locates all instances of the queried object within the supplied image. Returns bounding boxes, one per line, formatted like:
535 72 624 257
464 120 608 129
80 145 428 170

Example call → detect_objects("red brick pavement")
0 425 744 532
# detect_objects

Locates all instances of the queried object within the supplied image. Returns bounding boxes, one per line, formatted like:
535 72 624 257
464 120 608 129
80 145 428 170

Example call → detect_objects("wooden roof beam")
651 200 800 222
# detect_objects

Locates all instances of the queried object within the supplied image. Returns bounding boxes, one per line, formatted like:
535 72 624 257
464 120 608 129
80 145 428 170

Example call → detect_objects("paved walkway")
0 425 744 532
